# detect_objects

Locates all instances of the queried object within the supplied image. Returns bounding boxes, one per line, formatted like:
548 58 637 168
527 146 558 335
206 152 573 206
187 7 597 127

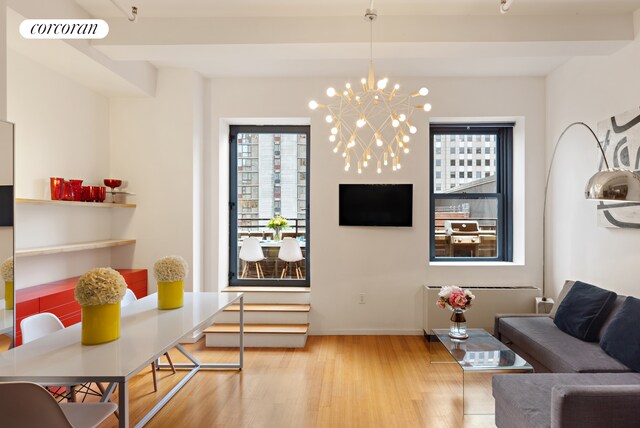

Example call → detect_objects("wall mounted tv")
339 184 413 227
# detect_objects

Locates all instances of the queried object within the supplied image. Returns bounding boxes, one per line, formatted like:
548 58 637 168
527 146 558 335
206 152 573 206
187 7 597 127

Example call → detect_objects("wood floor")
96 336 496 428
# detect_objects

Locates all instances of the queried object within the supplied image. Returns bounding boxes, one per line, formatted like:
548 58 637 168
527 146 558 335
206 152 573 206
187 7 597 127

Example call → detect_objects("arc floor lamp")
542 121 640 297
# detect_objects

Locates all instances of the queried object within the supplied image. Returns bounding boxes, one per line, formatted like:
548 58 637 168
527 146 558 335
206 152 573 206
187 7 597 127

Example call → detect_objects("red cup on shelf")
81 186 91 202
62 181 74 201
50 177 64 200
69 179 83 201
89 186 100 202
98 186 106 202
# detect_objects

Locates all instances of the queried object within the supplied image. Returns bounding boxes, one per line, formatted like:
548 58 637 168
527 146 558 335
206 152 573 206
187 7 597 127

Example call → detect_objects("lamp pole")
542 122 609 297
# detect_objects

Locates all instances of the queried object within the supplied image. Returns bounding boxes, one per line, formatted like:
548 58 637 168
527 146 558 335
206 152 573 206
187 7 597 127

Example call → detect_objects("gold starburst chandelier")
308 4 432 174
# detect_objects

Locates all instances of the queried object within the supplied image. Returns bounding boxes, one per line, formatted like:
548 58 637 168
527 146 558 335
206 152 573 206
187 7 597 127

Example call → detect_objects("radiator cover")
423 285 541 335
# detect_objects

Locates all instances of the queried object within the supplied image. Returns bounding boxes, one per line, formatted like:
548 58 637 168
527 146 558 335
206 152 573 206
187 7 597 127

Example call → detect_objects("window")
436 159 441 167
450 160 456 166
229 125 310 285
429 124 513 261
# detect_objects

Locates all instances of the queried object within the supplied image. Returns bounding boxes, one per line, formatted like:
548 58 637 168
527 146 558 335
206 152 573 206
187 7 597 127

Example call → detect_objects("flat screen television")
339 184 413 227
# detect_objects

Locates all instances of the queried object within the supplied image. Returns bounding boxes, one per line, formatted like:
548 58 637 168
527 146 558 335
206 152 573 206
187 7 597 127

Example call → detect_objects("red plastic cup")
62 181 74 201
89 186 100 202
50 177 64 200
69 179 83 201
81 186 91 202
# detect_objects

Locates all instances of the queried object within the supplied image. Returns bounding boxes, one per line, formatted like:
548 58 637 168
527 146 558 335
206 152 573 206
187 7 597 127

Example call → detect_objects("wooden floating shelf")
16 239 136 257
16 198 136 209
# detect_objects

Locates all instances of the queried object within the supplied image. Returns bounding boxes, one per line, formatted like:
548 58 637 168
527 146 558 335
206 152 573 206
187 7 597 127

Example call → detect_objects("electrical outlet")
359 293 366 304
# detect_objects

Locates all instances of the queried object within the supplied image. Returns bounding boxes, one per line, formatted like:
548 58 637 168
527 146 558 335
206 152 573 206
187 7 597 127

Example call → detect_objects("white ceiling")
75 0 640 17
12 0 639 90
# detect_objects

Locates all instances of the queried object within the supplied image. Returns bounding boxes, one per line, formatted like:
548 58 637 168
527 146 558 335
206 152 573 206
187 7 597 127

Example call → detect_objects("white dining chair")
239 237 266 278
0 382 117 428
278 238 304 279
20 313 99 403
21 312 65 344
121 289 176 392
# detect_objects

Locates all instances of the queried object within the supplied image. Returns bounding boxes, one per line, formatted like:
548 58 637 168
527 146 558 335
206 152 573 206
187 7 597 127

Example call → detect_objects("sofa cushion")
499 317 631 373
553 281 617 342
601 297 640 372
493 373 640 428
549 280 575 319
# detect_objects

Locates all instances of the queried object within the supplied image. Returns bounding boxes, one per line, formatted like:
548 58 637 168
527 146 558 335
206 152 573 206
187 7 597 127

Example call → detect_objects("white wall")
110 68 205 293
0 0 6 121
545 11 640 299
207 76 545 334
7 50 114 288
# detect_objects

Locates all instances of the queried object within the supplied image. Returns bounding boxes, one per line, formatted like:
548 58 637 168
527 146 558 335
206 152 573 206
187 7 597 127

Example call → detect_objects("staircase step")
204 323 309 334
225 304 310 312
224 287 310 304
204 323 309 348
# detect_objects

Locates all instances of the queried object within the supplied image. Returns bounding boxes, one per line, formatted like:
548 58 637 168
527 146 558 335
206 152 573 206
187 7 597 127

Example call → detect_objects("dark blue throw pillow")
553 281 618 342
600 297 640 372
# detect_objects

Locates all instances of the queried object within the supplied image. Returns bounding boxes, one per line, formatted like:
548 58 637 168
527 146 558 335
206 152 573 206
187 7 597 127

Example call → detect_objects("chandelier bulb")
331 127 338 135
333 147 339 154
404 148 409 154
345 164 350 172
325 115 334 123
403 135 410 143
399 113 406 122
377 78 388 90
326 87 337 97
358 161 362 174
357 117 367 128
329 135 336 143
423 103 432 112
308 100 319 110
409 125 417 134
363 160 368 168
419 87 429 96
397 163 402 170
376 139 383 147
392 118 400 128
342 151 347 158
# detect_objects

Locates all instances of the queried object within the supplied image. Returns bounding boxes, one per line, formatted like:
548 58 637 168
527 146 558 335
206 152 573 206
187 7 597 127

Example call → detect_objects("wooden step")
204 323 309 334
224 304 310 312
223 286 310 293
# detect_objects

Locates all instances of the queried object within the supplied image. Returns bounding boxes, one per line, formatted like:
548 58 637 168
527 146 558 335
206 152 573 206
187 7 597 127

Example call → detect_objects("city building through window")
430 124 513 261
229 125 310 285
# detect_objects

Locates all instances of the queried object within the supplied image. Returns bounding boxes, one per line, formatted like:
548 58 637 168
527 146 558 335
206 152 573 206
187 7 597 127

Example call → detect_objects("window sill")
429 261 524 267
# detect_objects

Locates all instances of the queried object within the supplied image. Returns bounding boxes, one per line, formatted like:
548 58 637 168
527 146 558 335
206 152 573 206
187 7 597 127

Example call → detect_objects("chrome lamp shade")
585 168 640 202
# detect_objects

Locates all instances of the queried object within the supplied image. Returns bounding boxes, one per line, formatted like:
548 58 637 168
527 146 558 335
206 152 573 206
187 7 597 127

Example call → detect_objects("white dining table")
0 292 244 428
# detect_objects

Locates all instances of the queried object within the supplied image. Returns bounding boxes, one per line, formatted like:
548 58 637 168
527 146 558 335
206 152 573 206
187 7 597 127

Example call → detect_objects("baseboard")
310 328 423 336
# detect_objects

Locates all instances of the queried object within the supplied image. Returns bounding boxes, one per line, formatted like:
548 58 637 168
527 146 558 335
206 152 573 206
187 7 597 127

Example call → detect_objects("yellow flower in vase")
267 215 289 241
154 255 189 310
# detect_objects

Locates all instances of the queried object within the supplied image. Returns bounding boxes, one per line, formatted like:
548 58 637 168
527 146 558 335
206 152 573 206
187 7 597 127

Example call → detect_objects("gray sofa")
492 281 640 428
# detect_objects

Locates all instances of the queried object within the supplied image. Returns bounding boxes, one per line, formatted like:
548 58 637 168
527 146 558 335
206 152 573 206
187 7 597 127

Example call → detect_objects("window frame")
429 123 513 262
229 125 311 286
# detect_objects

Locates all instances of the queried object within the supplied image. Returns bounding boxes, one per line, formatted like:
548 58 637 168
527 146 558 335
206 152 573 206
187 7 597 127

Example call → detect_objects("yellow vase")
4 281 13 310
81 303 120 345
158 280 184 310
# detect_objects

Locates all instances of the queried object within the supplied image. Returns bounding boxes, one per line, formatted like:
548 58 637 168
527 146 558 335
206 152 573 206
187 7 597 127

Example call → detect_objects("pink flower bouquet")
436 285 475 310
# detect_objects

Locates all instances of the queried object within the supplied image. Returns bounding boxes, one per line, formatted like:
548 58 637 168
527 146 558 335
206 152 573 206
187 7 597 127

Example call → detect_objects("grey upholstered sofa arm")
551 385 640 428
493 313 550 339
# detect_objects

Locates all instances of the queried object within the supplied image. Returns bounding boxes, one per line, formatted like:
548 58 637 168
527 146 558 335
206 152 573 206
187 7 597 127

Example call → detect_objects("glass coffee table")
430 328 533 415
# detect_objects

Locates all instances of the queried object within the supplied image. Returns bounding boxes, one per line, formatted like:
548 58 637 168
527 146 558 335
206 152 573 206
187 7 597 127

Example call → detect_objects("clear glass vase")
449 308 468 339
